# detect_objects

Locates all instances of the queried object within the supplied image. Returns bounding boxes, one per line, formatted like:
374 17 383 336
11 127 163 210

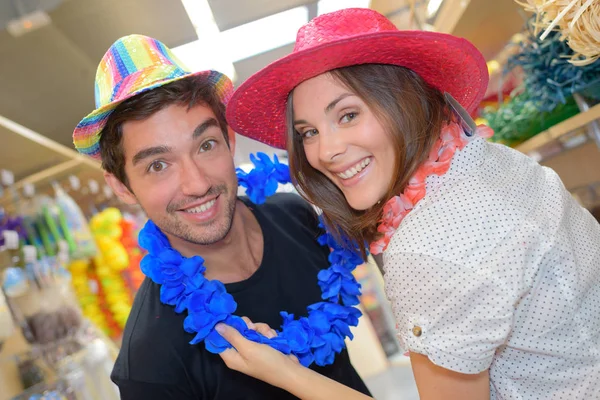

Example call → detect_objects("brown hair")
287 64 451 258
99 75 229 188
591 206 600 223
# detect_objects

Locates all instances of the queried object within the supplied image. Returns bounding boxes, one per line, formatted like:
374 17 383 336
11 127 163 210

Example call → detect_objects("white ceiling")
208 0 316 31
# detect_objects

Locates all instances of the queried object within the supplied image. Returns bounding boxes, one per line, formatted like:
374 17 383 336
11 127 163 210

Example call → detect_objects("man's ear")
227 126 236 156
104 172 137 205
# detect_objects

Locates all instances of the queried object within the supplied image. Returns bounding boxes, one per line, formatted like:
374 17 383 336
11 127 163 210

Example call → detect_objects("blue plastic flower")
236 152 291 204
187 308 230 345
159 281 185 305
280 313 314 351
204 315 247 353
140 255 164 284
271 154 291 183
312 331 344 366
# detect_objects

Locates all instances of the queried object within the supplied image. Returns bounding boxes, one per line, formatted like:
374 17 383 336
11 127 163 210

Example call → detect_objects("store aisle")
364 364 419 400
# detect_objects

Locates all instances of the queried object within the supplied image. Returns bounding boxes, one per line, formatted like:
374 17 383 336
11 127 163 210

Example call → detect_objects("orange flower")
370 122 495 254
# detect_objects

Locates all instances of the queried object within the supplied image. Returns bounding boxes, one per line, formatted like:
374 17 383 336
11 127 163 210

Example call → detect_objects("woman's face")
292 73 396 210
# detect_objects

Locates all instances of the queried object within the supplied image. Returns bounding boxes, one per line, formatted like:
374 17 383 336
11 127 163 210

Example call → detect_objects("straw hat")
73 34 233 159
226 8 488 149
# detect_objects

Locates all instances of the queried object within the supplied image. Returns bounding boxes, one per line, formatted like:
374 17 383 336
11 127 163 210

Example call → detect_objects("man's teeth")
337 158 371 179
184 199 216 213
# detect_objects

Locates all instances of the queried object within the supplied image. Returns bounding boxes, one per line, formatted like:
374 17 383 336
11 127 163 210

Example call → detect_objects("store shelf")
515 103 600 154
0 113 103 210
434 0 526 60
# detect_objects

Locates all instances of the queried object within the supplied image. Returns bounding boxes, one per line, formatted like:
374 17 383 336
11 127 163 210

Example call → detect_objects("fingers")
219 348 246 372
215 323 245 347
242 316 256 330
240 316 277 339
288 354 299 364
254 323 278 339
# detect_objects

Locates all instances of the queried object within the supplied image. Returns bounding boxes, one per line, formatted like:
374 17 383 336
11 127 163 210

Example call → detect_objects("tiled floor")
364 364 420 400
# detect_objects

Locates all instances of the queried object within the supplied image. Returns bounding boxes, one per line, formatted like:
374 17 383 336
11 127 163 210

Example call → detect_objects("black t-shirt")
111 193 371 399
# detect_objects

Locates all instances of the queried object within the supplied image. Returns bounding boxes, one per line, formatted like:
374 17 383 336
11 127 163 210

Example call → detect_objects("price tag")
1 170 14 186
88 180 99 194
103 185 113 198
69 175 81 191
23 182 35 198
2 231 19 250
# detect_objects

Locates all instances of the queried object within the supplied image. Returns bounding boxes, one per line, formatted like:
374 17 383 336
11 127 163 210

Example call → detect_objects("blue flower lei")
138 153 363 367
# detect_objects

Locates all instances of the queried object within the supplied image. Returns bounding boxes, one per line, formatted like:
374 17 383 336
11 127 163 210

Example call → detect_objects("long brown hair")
287 64 451 258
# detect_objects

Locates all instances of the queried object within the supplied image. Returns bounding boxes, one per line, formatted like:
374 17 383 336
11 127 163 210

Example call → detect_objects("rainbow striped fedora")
73 34 234 160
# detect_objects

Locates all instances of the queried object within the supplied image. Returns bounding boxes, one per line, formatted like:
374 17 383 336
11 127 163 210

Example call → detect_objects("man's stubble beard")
142 184 238 246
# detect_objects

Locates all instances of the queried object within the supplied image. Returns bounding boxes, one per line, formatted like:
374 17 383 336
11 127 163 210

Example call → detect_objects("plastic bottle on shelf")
55 240 73 283
16 184 46 258
52 183 97 260
22 245 44 288
1 230 29 297
0 282 15 345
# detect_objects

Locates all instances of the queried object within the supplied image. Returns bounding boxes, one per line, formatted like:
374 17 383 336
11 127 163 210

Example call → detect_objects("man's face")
106 103 238 246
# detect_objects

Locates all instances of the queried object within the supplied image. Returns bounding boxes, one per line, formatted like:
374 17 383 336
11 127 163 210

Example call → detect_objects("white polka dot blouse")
383 136 600 399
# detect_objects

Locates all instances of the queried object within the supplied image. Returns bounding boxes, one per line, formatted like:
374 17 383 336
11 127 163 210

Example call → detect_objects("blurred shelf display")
0 322 120 400
516 102 600 155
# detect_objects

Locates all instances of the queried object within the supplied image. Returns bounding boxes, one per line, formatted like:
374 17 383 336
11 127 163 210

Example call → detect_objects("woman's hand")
240 316 279 339
216 321 300 390
217 318 373 400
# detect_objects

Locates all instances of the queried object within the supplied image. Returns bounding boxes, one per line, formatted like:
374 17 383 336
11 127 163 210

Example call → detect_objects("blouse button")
412 326 422 337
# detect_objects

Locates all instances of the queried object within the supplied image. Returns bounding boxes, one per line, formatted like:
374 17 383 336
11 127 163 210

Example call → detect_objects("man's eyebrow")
193 118 220 140
132 145 171 166
130 118 221 166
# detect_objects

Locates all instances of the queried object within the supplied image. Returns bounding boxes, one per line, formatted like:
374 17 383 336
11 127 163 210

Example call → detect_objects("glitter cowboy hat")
73 34 234 159
226 8 488 149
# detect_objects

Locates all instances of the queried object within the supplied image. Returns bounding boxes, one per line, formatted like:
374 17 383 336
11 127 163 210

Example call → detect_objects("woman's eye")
340 112 358 123
148 161 167 173
200 140 216 152
302 129 318 138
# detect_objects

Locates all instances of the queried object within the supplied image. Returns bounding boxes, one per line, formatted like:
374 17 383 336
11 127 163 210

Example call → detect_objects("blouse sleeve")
384 251 526 374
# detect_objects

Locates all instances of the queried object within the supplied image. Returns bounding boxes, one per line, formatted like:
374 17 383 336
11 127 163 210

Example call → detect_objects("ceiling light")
220 7 308 62
427 0 444 17
175 0 237 80
7 10 51 37
318 0 372 15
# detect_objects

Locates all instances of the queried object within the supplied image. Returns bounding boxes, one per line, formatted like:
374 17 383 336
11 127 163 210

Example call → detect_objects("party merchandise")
89 208 133 333
0 287 15 345
506 18 600 113
52 184 97 260
517 0 600 65
72 34 233 159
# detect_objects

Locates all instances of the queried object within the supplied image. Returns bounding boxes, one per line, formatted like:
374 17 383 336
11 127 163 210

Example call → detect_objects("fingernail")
215 323 225 333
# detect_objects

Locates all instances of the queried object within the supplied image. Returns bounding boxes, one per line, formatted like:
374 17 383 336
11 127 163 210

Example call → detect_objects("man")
72 35 370 399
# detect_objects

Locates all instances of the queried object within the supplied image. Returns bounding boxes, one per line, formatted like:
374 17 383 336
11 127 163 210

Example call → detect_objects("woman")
222 8 600 400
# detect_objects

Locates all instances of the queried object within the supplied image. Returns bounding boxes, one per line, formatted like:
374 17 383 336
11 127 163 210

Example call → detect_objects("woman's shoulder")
388 156 555 269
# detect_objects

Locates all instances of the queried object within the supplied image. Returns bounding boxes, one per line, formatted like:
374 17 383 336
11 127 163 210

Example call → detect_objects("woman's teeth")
337 158 371 179
184 199 216 213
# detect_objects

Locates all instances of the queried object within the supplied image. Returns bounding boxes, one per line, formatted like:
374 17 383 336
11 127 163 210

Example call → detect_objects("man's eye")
148 161 167 173
200 140 216 152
